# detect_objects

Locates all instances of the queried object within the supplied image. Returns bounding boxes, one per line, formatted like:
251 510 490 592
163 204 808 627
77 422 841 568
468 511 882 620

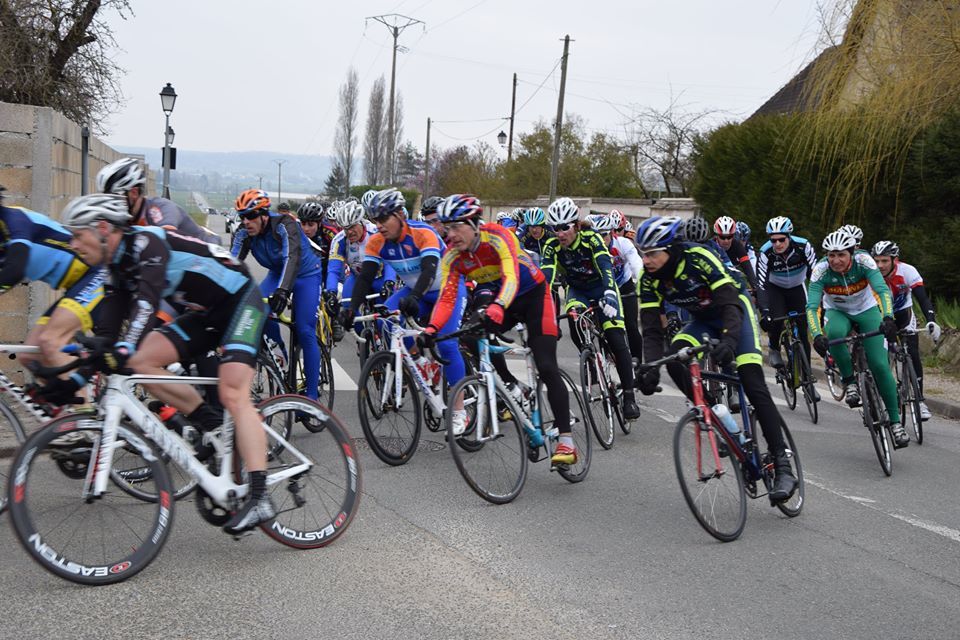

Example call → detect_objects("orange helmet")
235 189 271 215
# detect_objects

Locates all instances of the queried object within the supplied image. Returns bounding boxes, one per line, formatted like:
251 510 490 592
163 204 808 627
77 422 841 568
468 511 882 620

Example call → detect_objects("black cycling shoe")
769 453 798 503
622 397 641 420
844 383 861 408
223 493 276 536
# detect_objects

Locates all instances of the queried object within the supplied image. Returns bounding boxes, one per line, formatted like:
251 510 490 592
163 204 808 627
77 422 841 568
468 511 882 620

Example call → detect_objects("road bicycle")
769 311 819 423
442 322 592 504
643 340 803 542
6 343 361 586
263 299 335 409
342 292 389 367
892 330 924 444
823 352 845 401
828 329 896 476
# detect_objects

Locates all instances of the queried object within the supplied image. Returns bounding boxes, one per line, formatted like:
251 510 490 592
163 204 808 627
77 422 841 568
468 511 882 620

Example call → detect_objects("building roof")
750 46 838 119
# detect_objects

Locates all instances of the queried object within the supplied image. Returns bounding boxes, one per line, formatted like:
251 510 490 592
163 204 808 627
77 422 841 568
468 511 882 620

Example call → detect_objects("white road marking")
332 357 358 391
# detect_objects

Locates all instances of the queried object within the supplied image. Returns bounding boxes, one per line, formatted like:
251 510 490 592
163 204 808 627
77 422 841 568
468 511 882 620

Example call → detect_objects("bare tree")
0 0 131 131
363 75 387 185
334 67 360 190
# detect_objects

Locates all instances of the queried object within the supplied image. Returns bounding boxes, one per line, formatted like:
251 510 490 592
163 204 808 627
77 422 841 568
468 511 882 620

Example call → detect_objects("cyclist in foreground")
806 228 908 448
59 193 274 534
635 216 797 502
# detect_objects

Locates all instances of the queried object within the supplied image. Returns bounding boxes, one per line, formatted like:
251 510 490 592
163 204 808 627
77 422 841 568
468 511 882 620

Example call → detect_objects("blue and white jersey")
0 205 89 289
363 220 446 292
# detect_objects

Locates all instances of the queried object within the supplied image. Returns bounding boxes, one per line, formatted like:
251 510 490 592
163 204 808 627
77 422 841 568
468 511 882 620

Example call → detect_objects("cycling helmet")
96 157 146 194
61 193 131 228
839 224 863 243
496 211 512 223
625 221 634 232
523 207 546 227
609 209 625 230
682 216 710 243
360 190 377 212
511 207 526 222
367 188 405 219
235 188 271 215
344 196 359 204
437 194 483 223
871 240 899 258
277 202 291 213
636 216 683 250
765 216 793 235
337 201 366 228
546 197 579 226
592 215 617 233
713 215 737 236
420 196 444 217
822 228 857 252
735 220 751 242
297 201 324 222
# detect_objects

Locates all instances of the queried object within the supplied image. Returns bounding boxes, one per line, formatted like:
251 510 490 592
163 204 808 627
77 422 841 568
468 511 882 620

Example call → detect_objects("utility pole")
424 117 432 197
273 160 287 205
548 35 572 204
508 73 517 163
367 14 424 185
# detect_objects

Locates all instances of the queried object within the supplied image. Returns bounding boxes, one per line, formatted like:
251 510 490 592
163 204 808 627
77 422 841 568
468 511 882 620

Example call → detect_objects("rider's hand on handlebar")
416 324 438 352
398 293 421 319
881 315 898 343
37 373 86 406
758 311 772 332
813 334 829 358
600 290 619 319
338 306 354 330
710 335 737 367
269 287 291 316
639 366 660 396
927 321 942 342
481 302 505 331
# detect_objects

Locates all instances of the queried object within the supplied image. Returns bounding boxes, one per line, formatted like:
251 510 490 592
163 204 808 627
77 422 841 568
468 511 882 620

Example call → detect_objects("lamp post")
159 83 177 198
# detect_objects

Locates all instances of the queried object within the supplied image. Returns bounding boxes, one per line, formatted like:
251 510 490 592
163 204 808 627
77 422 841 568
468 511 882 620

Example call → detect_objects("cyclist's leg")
666 319 714 399
259 271 285 357
467 285 517 384
852 307 900 424
292 273 322 400
521 282 570 433
563 287 589 350
591 283 635 392
340 273 360 335
23 265 105 368
823 309 855 381
619 279 643 362
733 294 786 454
767 284 787 356
895 309 924 394
425 286 466 388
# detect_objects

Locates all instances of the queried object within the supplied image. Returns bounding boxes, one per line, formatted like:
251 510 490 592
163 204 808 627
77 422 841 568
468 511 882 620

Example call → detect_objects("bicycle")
823 352 845 401
643 340 804 542
828 330 896 476
265 300 335 409
560 305 629 450
343 292 389 367
7 343 362 585
442 322 592 504
892 329 924 445
770 311 819 424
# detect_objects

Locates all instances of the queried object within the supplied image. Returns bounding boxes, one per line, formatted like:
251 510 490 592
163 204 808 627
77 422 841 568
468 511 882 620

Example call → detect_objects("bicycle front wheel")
8 413 174 585
673 411 747 542
900 356 923 445
580 347 614 449
447 375 527 504
774 418 804 517
825 362 845 401
797 346 818 424
779 334 797 410
861 373 892 477
539 369 592 483
358 350 422 465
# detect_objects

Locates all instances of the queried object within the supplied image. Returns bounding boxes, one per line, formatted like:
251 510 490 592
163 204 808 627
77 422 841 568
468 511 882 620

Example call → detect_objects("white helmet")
839 224 863 243
496 211 512 222
609 209 625 230
360 190 377 213
546 197 579 226
61 194 131 228
765 216 794 235
336 201 366 228
591 215 617 233
822 228 857 252
713 216 737 236
96 157 146 195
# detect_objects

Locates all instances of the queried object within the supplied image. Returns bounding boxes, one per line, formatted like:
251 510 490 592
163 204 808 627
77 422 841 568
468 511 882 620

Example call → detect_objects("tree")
363 75 388 185
334 67 360 191
323 162 348 198
394 141 424 189
0 0 131 131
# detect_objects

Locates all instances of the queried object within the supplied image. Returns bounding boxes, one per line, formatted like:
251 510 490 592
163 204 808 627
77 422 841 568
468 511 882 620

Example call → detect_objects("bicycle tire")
357 350 422 466
861 373 892 477
8 413 173 585
358 328 375 368
252 396 362 549
796 344 818 424
539 369 592 483
779 333 797 410
253 352 293 454
774 418 804 517
825 363 845 401
606 351 630 435
579 347 614 449
0 398 27 514
288 338 336 410
446 375 527 504
900 355 923 445
317 340 335 409
673 411 747 542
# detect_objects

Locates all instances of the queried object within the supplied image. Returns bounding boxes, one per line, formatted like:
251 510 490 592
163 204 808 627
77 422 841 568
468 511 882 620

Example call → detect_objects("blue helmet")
523 207 545 226
735 220 752 242
437 194 483 223
368 188 406 219
765 216 793 235
636 216 683 250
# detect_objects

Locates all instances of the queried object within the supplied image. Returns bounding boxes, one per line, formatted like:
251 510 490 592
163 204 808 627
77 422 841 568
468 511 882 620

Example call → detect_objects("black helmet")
297 201 324 222
278 202 291 213
420 196 444 217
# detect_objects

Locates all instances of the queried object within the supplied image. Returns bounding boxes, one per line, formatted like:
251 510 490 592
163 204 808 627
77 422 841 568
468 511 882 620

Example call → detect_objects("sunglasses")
549 223 575 233
639 247 666 256
717 234 734 240
770 236 789 244
240 211 264 221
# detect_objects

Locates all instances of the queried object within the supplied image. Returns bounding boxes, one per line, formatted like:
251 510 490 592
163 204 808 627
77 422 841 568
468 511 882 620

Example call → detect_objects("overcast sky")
102 0 827 157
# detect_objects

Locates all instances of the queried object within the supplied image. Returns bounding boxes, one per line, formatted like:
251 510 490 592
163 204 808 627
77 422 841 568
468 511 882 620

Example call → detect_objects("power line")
431 119 509 142
513 58 562 116
424 0 489 33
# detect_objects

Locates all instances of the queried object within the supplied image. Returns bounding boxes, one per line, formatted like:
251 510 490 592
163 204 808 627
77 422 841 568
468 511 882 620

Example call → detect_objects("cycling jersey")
805 250 893 335
707 236 757 289
540 230 617 293
231 212 321 292
132 197 221 245
885 260 923 313
325 222 382 288
0 205 89 289
363 220 444 292
640 243 743 321
607 235 642 287
431 222 544 329
756 235 817 305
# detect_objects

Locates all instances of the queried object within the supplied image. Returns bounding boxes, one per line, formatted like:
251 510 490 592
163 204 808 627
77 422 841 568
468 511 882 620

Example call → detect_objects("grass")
929 296 960 330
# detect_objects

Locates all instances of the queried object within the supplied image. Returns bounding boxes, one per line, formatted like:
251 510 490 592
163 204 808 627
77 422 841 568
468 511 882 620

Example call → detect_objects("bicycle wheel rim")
357 350 422 466
797 350 818 424
862 376 892 476
903 360 923 444
779 336 797 409
0 400 27 513
447 376 527 504
549 370 592 483
775 419 804 517
673 412 747 542
8 414 173 585
317 342 335 409
826 367 845 401
579 349 613 449
254 396 362 549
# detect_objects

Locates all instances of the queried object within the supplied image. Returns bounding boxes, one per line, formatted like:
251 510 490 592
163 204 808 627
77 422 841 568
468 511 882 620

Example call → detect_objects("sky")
102 0 829 157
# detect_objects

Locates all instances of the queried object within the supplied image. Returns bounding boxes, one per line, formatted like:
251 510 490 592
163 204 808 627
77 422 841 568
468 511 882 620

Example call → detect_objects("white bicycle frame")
0 344 51 423
82 373 313 507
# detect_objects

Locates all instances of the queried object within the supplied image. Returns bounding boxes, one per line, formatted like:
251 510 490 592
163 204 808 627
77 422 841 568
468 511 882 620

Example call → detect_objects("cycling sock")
559 435 574 448
249 470 267 500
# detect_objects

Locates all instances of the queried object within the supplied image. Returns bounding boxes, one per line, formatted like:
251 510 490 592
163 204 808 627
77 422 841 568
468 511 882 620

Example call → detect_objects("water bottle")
712 404 744 445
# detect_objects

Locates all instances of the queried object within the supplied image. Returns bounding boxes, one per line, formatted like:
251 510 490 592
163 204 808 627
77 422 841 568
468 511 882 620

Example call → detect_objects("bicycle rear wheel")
447 375 527 504
797 345 818 424
778 334 797 410
7 413 173 585
0 399 27 513
580 347 614 449
357 350 422 465
861 373 892 476
253 396 362 549
774 418 804 517
673 411 747 542
900 356 923 445
539 369 592 483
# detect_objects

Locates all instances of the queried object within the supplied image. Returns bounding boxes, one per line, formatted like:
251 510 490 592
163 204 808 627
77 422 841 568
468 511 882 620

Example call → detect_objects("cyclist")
871 240 940 421
807 228 909 448
634 216 798 502
593 214 644 374
756 216 818 372
277 202 293 217
297 201 338 278
710 215 758 291
0 192 106 372
736 220 756 272
496 211 518 232
609 209 627 236
360 189 377 215
341 188 467 429
324 201 396 338
518 207 551 265
419 196 447 240
540 197 640 420
840 224 864 249
231 188 324 402
623 221 636 241
96 157 220 244
56 193 274 534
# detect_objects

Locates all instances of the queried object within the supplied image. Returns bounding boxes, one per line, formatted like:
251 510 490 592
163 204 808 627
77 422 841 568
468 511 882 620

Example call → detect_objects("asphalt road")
0 218 957 639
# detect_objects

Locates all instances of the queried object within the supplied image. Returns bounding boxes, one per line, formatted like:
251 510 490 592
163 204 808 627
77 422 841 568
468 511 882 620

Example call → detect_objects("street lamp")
159 83 177 198
497 130 507 147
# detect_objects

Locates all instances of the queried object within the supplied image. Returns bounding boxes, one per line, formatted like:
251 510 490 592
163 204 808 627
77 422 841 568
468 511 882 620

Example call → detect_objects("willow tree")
789 0 960 225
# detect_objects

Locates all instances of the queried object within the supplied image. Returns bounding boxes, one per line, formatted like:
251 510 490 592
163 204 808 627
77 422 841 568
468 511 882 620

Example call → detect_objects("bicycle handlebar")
28 335 103 379
769 311 804 323
827 329 883 347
